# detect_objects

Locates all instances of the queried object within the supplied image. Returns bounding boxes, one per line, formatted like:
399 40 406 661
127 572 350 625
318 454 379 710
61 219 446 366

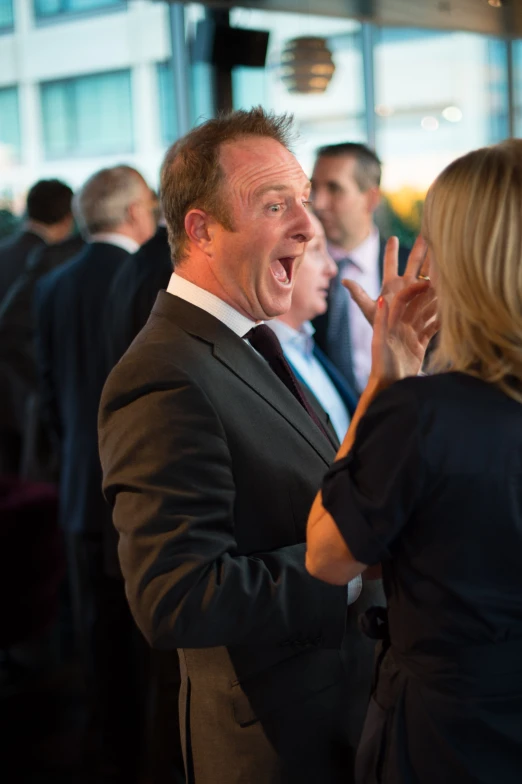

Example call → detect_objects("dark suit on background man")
35 242 130 544
0 229 47 470
0 229 46 305
0 234 85 478
104 225 171 370
33 164 159 782
35 242 149 779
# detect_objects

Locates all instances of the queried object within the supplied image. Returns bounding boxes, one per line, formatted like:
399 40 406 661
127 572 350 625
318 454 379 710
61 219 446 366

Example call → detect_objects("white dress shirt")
166 272 362 605
268 319 350 443
166 273 256 336
89 232 140 254
329 226 381 392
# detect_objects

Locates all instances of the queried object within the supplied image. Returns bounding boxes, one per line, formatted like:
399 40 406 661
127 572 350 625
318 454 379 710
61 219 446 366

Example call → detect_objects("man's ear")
366 186 382 215
184 209 217 255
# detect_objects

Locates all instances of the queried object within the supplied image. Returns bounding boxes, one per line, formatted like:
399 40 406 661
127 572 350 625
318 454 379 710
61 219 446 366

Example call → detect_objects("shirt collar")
166 273 257 338
267 319 315 357
328 225 380 274
89 232 140 254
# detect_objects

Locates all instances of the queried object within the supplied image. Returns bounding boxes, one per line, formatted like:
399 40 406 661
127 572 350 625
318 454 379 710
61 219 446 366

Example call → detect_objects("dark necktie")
327 258 359 393
246 324 330 440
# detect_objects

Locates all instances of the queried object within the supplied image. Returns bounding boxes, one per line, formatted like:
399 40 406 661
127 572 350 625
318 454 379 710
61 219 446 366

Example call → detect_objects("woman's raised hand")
343 236 438 384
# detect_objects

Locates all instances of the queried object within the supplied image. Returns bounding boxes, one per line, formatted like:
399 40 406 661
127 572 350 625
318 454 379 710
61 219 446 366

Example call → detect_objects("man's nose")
294 206 315 243
324 255 337 279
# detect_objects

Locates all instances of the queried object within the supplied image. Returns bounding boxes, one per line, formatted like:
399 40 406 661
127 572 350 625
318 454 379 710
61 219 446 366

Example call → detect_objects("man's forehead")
219 137 309 192
220 136 296 169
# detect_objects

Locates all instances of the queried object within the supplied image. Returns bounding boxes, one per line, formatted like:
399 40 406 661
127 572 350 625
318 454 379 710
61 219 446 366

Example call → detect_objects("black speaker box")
193 20 269 68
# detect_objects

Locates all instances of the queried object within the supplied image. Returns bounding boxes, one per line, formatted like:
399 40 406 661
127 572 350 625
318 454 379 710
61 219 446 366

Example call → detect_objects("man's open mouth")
270 257 295 285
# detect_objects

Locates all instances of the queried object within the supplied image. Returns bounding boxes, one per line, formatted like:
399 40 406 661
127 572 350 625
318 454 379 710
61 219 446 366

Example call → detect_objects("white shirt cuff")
347 574 363 605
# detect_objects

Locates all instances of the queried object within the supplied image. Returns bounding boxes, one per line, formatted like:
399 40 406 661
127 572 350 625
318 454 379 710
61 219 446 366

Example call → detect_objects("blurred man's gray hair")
73 165 147 237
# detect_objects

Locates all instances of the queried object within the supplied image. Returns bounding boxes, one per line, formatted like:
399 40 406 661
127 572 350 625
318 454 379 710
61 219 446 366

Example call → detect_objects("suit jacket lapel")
151 293 335 466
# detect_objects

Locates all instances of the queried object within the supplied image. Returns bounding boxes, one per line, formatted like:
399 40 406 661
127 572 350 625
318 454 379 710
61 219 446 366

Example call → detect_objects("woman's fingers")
372 295 389 345
387 281 431 330
342 279 376 324
381 236 399 285
421 318 440 344
403 235 428 280
411 295 438 333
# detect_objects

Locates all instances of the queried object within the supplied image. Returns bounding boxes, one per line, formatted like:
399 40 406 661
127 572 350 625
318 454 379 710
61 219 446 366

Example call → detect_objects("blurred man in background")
103 210 171 372
34 164 156 784
0 179 74 305
0 179 76 475
311 143 408 393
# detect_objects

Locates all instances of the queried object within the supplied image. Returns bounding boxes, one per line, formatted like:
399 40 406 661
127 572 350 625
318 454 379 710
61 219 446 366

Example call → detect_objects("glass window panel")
229 8 365 176
190 62 215 126
75 71 133 156
34 0 61 15
34 0 123 19
67 0 120 11
374 28 508 239
0 87 20 163
41 70 133 159
185 4 215 126
41 81 74 158
157 62 178 145
0 0 13 29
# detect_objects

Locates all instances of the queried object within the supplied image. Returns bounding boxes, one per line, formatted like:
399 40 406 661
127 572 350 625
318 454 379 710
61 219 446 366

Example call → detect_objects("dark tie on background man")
246 324 331 442
327 259 359 394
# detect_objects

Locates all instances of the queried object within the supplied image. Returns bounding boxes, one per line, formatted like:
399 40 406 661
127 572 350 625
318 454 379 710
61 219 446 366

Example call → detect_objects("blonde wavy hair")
422 139 522 403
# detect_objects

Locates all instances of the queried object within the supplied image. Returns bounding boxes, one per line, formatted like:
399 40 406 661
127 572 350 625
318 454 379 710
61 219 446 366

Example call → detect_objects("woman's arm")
306 236 438 584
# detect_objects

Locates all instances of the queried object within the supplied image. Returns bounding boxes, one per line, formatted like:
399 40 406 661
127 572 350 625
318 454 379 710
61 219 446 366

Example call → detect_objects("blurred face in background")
279 212 337 330
129 183 158 245
311 154 380 251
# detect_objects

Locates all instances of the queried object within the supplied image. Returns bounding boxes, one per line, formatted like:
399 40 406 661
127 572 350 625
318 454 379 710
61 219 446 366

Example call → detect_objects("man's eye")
268 204 282 213
302 200 313 208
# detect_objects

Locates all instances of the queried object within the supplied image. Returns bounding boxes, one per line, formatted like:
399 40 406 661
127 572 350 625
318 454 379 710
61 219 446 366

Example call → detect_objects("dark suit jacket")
0 230 46 306
313 237 410 393
35 242 130 545
0 234 86 476
0 235 85 392
104 225 172 371
99 292 378 783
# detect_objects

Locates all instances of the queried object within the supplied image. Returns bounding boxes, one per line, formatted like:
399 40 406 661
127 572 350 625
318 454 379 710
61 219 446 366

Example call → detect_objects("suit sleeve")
98 363 347 650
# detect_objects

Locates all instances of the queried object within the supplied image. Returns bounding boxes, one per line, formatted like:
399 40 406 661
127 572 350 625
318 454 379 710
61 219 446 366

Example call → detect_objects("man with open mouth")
99 107 376 784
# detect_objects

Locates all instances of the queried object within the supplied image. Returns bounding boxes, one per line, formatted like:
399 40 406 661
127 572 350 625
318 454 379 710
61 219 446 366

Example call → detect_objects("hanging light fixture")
279 37 336 94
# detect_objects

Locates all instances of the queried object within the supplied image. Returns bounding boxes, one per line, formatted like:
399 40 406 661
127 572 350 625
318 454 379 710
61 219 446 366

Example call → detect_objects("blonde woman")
306 140 522 784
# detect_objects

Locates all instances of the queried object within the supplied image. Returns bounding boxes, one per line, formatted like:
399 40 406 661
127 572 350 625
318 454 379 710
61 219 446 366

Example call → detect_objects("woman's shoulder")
386 371 514 406
377 372 522 440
